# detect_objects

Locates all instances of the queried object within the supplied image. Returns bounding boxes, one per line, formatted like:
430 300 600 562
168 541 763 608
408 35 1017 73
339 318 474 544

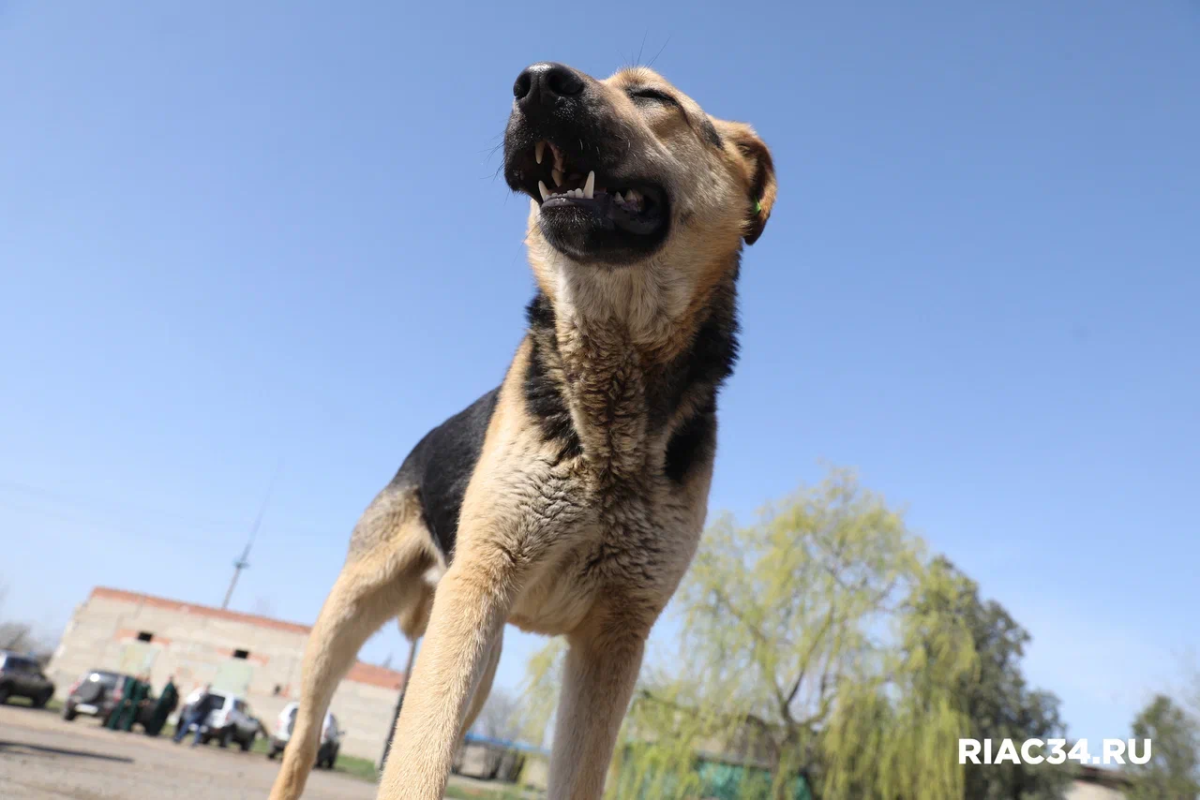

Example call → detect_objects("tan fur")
268 65 775 800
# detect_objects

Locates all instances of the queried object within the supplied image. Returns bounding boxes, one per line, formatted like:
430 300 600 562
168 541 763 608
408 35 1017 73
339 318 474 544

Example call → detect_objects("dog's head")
503 63 775 328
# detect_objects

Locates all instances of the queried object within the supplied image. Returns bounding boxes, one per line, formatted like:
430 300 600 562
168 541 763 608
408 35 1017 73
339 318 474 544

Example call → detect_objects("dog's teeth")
538 181 550 201
552 169 563 187
583 171 595 200
626 189 641 205
535 141 545 165
613 192 623 204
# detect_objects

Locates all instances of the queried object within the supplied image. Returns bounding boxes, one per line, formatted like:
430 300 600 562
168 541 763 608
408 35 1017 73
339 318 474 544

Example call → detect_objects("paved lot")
0 703 378 800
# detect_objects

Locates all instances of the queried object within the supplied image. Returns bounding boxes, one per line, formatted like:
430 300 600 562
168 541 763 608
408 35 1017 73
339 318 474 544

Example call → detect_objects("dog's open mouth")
522 141 667 236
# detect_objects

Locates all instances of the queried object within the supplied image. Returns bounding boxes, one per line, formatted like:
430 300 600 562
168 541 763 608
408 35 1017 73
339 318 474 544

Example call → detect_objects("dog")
267 61 775 800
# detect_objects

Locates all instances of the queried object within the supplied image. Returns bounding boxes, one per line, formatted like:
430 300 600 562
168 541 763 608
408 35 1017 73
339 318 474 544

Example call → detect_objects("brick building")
46 587 405 760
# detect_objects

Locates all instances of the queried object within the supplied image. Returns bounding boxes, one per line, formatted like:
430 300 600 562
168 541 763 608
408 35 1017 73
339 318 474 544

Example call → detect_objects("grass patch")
332 752 378 782
0 696 62 712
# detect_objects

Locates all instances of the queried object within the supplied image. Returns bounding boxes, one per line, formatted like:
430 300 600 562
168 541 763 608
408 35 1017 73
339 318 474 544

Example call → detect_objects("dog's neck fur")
525 256 739 483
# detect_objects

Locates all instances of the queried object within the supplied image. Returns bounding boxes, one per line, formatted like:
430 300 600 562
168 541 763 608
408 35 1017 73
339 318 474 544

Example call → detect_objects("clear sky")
1 1 1197 744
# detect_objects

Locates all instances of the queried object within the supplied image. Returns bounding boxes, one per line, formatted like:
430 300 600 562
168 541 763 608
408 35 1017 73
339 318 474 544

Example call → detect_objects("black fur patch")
701 118 723 148
653 286 738 482
664 401 716 482
647 282 739 430
391 388 500 561
524 294 584 462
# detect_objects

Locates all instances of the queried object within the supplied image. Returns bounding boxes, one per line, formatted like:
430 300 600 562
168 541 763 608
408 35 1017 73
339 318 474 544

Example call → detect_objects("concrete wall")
47 588 405 760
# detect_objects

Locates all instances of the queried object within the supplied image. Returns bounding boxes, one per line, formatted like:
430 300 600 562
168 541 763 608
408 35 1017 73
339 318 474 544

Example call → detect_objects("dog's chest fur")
523 287 737 484
556 319 654 481
503 287 737 629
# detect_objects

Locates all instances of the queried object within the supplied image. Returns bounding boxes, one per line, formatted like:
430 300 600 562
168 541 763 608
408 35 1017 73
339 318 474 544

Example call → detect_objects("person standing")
144 675 179 737
116 674 150 732
173 683 212 745
105 675 138 732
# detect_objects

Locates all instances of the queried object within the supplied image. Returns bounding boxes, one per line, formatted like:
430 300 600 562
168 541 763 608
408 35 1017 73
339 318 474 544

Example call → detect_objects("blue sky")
1 1 1197 744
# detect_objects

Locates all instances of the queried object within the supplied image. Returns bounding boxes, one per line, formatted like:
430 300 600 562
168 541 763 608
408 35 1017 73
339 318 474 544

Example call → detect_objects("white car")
179 692 263 751
267 702 343 769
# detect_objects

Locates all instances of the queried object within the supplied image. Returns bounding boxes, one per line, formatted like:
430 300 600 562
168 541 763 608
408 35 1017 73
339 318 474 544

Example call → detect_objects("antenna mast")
222 461 283 610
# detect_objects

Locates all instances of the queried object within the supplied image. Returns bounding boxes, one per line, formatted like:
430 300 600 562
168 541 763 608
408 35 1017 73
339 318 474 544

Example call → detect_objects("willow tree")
522 468 978 799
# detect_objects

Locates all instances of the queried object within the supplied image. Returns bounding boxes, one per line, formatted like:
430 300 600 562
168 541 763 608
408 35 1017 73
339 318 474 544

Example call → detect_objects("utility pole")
222 461 283 610
221 543 253 611
378 637 419 772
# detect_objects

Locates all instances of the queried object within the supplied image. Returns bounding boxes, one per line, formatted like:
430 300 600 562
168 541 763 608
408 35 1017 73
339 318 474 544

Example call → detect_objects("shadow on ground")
0 739 135 763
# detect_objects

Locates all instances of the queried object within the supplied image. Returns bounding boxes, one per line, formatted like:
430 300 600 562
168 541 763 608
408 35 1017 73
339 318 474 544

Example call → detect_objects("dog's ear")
719 122 777 245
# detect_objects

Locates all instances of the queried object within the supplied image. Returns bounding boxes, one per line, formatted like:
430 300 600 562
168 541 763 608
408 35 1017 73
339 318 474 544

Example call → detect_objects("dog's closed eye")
628 87 679 107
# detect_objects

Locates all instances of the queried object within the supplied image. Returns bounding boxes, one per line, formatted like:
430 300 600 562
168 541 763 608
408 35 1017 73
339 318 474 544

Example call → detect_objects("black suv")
0 651 56 707
62 669 132 721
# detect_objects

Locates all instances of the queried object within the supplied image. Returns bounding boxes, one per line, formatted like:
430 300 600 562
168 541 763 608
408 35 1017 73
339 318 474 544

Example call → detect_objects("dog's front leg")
547 621 648 799
376 550 515 800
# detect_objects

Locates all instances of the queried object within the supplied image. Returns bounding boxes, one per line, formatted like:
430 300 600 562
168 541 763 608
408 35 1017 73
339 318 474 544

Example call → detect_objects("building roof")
89 587 407 690
1077 765 1133 788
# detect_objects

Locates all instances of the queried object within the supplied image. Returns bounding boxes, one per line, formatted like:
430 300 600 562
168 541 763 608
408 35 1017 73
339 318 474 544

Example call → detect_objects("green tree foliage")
818 556 977 800
1127 695 1200 800
923 558 1073 800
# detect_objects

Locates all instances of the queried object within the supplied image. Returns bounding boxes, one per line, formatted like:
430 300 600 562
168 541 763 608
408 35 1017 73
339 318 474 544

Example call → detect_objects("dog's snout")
513 62 585 109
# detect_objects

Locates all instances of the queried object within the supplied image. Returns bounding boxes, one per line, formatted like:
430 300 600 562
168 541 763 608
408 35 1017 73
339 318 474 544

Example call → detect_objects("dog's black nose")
513 63 585 109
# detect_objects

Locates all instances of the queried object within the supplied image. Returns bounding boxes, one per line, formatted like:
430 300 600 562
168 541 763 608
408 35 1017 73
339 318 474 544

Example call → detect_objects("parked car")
61 669 132 721
209 696 263 750
0 651 55 708
178 692 261 750
267 702 343 769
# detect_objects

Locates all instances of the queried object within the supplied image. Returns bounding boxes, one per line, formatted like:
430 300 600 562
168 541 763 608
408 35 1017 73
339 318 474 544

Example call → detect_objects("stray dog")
268 62 775 800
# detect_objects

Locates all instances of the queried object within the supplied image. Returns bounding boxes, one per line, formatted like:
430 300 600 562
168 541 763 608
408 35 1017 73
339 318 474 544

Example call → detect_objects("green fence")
615 746 813 800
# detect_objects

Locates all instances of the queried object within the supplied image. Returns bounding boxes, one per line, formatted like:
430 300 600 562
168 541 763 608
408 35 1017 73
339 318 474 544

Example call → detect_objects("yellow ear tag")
754 200 763 214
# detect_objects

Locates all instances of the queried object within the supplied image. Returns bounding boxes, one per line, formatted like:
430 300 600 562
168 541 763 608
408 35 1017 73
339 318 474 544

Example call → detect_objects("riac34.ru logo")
959 738 1151 767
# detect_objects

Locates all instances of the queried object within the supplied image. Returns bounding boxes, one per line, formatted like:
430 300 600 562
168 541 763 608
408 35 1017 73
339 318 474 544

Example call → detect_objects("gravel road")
0 703 377 800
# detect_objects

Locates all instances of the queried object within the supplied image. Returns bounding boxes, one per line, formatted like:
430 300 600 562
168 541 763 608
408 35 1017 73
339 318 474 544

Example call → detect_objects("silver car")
267 702 343 769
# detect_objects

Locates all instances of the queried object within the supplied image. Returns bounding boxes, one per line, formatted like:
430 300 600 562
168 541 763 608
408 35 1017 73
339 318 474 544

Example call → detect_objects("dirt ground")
0 702 378 800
